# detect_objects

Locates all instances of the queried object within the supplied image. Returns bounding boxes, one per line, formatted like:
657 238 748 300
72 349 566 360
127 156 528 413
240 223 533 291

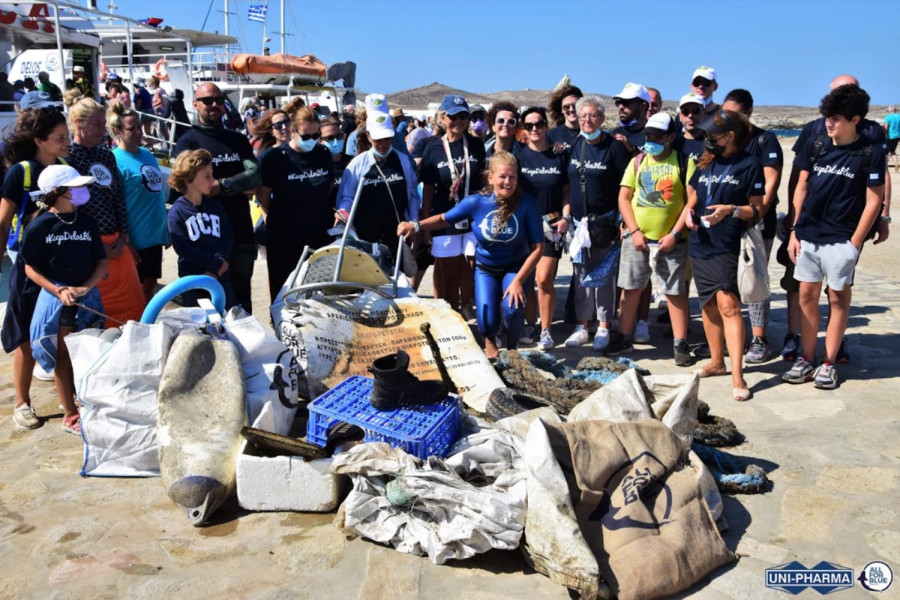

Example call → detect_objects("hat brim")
61 175 95 188
21 101 61 110
643 126 671 137
697 114 731 136
443 106 469 116
367 125 394 140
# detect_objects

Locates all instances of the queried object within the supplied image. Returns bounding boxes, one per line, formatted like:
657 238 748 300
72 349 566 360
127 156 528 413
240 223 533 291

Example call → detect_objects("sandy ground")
0 139 899 599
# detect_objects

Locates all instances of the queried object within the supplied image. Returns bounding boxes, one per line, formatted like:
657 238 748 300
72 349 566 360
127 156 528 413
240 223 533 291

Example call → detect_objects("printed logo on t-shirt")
697 173 742 186
363 172 404 187
45 230 92 245
436 156 479 171
812 163 856 179
520 166 560 177
637 169 675 208
88 163 113 187
185 213 222 241
287 168 330 182
478 210 519 243
211 152 241 167
569 157 607 172
140 164 164 192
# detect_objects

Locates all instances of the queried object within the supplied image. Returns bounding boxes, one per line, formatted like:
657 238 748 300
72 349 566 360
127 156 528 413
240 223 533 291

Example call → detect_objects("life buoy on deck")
99 61 108 83
154 58 169 82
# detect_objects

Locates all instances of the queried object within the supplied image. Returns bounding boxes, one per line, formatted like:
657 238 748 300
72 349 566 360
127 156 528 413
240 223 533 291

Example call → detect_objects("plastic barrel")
140 275 226 324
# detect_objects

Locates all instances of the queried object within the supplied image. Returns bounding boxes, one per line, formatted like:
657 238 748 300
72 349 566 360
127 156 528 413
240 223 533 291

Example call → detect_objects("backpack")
7 158 68 252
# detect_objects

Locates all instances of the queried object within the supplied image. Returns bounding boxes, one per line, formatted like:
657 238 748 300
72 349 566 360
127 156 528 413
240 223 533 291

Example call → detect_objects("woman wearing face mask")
398 151 543 359
682 109 764 402
515 106 570 351
485 102 521 158
614 112 694 364
319 115 349 204
548 85 584 151
21 165 108 436
253 108 291 157
419 94 486 315
257 106 334 300
68 98 145 326
336 100 421 276
565 97 631 351
1 106 71 431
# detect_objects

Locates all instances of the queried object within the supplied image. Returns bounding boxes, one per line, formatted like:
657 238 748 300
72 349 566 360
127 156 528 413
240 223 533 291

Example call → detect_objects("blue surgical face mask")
296 138 318 152
324 138 343 155
641 140 666 156
70 186 90 206
372 146 392 159
580 128 602 141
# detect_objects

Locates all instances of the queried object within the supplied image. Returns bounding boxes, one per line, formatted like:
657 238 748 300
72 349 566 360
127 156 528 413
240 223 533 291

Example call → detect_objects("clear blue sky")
108 0 897 107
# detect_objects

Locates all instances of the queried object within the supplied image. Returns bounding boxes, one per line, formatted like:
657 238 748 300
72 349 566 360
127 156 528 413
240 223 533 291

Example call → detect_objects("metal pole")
261 0 268 54
52 3 66 99
332 176 364 282
125 20 134 84
392 237 404 298
224 0 229 38
280 0 285 54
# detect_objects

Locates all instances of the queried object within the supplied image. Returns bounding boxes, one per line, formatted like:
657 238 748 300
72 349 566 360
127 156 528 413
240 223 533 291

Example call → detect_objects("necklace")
51 211 77 225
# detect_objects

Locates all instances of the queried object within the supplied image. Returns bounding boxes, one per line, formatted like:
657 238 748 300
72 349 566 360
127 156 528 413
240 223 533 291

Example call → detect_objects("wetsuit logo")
479 210 518 243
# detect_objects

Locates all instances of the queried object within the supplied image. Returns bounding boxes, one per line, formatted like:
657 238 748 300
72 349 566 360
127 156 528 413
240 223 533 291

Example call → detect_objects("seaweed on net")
493 350 594 414
693 400 745 447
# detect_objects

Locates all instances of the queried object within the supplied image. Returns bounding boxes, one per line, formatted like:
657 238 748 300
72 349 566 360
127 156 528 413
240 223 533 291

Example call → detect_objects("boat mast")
261 0 269 54
280 0 284 54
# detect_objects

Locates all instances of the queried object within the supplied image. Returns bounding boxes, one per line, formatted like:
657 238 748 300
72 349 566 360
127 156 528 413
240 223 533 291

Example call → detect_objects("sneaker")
744 337 773 364
836 338 850 364
33 363 54 382
564 327 589 348
537 329 555 351
782 357 817 384
519 324 537 345
13 404 41 430
674 341 693 367
604 332 633 356
693 342 711 358
780 333 800 361
633 320 651 344
592 327 611 352
813 362 839 389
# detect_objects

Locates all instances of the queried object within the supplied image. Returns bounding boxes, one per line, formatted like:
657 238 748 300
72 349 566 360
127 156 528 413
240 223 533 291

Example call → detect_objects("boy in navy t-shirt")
784 85 886 390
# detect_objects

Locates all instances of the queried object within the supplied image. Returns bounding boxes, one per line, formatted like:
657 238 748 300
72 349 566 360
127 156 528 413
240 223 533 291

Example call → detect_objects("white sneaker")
33 363 54 381
634 320 651 344
13 404 41 430
592 327 610 352
564 327 589 347
537 329 555 351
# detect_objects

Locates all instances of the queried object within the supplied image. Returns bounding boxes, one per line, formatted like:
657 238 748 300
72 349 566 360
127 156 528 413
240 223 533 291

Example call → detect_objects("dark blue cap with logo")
439 94 469 115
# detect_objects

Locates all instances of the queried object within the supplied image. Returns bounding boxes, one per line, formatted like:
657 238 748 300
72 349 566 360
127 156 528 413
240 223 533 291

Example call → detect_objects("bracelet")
412 221 421 233
629 228 639 235
670 229 680 238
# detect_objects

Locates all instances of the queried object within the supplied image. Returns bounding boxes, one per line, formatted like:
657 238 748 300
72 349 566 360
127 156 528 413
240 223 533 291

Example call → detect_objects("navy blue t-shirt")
419 134 486 236
444 192 543 269
745 125 784 240
792 117 887 165
353 151 410 249
167 196 234 277
688 151 765 259
567 134 630 220
672 133 706 163
547 125 580 151
795 136 886 244
515 146 569 215
329 155 350 206
611 124 646 151
260 143 334 247
20 211 105 286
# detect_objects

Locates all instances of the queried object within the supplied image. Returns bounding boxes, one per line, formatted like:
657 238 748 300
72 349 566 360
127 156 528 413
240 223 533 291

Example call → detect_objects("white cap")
678 92 706 108
364 93 390 116
613 82 650 103
643 112 674 135
366 112 395 140
692 66 716 82
37 165 94 193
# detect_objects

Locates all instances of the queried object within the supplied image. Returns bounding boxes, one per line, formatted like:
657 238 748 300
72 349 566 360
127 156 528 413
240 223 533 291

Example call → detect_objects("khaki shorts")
618 238 689 295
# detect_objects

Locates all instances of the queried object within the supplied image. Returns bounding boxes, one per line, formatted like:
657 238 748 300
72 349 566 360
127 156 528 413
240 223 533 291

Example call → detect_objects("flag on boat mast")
248 3 267 23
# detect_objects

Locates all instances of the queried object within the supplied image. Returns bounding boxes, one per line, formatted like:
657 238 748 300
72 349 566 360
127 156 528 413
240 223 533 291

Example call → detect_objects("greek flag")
248 4 267 23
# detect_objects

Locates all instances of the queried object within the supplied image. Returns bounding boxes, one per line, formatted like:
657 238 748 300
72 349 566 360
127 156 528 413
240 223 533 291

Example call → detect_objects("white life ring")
154 58 169 82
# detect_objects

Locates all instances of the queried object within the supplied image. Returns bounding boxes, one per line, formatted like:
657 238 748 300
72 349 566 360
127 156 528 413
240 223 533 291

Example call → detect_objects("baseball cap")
692 66 716 82
678 92 705 109
364 93 390 116
469 104 486 115
366 111 395 140
37 165 94 194
439 94 469 116
19 91 60 110
106 72 121 81
697 110 737 136
643 112 674 136
613 83 650 104
73 65 85 73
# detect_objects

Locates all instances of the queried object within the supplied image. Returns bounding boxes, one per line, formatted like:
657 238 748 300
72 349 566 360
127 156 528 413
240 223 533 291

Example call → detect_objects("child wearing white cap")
20 165 109 435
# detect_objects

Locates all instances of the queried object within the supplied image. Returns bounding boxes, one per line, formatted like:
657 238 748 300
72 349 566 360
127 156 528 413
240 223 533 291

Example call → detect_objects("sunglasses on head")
692 78 713 88
272 121 289 130
680 106 702 116
298 132 320 141
523 121 547 131
196 95 226 107
495 117 517 127
448 112 469 122
320 134 341 142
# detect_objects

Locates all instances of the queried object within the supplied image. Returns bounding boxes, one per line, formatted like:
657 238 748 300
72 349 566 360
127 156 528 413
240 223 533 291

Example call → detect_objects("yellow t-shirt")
620 151 695 240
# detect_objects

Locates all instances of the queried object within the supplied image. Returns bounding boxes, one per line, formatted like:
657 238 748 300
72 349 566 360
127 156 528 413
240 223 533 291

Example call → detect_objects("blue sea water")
771 129 802 138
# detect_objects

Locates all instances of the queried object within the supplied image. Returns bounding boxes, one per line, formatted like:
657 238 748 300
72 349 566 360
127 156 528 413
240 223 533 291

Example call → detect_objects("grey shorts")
618 238 688 295
794 239 859 291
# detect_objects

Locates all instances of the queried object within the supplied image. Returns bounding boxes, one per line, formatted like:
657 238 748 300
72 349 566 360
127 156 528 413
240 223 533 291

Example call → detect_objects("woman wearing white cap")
21 165 108 435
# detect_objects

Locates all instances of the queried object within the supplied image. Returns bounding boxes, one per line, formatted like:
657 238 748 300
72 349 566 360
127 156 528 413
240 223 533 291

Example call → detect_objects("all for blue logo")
765 561 854 595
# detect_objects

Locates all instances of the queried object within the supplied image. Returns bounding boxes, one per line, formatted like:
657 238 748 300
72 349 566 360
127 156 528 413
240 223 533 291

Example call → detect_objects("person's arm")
397 212 448 239
504 241 543 309
788 170 810 263
853 185 884 250
876 166 891 244
682 184 699 230
618 185 647 250
0 197 18 263
256 185 272 215
556 182 571 235
759 164 782 219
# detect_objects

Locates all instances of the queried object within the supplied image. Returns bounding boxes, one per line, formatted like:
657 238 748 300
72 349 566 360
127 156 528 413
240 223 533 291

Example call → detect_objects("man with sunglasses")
611 83 651 155
672 93 708 162
172 82 261 313
690 66 720 113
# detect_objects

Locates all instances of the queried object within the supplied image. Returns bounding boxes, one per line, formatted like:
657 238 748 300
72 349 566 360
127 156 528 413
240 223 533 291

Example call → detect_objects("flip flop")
733 387 753 402
61 414 81 436
693 364 728 378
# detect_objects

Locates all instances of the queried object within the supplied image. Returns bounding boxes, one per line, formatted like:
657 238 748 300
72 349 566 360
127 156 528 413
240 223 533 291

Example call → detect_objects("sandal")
61 414 81 436
733 387 753 402
693 364 728 378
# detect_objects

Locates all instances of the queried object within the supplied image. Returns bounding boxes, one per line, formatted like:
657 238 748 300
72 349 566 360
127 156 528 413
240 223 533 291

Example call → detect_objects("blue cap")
439 94 469 116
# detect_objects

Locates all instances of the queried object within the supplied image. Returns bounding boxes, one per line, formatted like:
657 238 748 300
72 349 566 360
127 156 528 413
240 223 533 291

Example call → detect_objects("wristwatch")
731 205 741 219
219 178 233 193
412 221 421 233
880 215 892 223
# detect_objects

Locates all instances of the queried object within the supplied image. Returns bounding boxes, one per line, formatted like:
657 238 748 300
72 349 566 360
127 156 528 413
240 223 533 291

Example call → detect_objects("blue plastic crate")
306 376 460 460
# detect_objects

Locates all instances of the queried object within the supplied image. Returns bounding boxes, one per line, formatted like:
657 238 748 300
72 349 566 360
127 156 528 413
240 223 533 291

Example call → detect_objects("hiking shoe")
13 404 40 430
518 324 537 345
813 362 839 389
782 357 817 384
780 333 800 361
564 327 589 348
693 342 711 358
592 327 611 352
744 337 773 364
674 341 693 367
537 329 555 351
836 338 850 363
633 320 651 343
604 332 633 356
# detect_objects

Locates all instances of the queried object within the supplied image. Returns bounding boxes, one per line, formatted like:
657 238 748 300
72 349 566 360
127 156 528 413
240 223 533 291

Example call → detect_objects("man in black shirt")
611 82 650 154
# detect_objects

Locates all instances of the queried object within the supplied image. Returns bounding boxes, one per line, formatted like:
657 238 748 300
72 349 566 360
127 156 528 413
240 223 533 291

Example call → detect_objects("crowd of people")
0 65 892 433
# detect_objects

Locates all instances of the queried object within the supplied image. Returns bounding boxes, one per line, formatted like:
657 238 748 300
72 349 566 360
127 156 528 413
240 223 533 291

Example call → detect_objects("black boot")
368 350 449 410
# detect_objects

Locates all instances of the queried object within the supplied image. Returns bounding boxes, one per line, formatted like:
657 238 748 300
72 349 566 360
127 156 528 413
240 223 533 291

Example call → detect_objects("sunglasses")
320 134 341 142
298 132 320 141
680 106 702 116
272 121 289 130
495 117 517 127
562 103 577 113
448 112 470 122
614 99 641 107
692 78 713 88
196 95 226 107
523 121 547 131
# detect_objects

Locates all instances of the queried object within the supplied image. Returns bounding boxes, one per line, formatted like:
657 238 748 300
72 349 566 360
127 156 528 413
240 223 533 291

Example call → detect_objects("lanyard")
704 162 734 208
577 136 609 219
442 134 470 203
372 157 403 224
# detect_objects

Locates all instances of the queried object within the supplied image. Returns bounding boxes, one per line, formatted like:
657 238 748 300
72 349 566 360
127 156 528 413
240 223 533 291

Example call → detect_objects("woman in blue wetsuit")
398 151 543 359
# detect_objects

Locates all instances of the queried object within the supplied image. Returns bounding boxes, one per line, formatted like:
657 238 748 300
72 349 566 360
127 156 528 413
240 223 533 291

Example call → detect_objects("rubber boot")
368 350 449 410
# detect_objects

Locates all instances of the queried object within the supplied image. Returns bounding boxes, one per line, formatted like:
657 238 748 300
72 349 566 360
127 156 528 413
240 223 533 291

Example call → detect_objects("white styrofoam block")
236 402 344 512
